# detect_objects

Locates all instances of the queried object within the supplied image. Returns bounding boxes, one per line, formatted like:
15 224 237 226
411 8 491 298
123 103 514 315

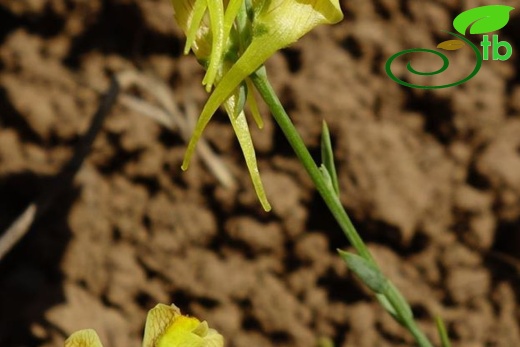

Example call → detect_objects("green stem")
407 323 435 347
385 287 434 347
251 70 435 347
250 70 374 264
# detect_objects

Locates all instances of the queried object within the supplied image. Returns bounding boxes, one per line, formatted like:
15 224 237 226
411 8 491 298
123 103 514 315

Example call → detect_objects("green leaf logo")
453 5 515 35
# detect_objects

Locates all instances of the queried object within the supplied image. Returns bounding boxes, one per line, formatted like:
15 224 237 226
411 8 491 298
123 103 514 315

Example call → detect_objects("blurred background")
0 0 519 346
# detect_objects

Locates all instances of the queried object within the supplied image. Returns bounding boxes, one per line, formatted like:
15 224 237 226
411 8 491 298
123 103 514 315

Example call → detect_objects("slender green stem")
250 71 374 264
385 287 434 347
407 323 435 347
251 70 435 347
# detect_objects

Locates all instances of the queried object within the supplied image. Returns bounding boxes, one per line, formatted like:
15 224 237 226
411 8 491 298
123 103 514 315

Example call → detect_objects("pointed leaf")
321 121 339 196
437 39 465 51
453 5 515 35
227 109 271 211
338 250 388 294
223 91 271 211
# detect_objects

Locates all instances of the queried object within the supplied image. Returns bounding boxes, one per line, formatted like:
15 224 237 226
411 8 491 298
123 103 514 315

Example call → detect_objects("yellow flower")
144 304 223 347
172 0 343 211
65 329 103 347
64 304 224 347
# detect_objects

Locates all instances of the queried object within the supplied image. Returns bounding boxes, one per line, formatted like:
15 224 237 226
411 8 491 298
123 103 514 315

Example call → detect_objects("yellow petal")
182 0 343 170
142 303 181 347
157 316 204 347
202 329 225 347
254 0 343 44
143 303 224 347
192 320 209 337
64 329 103 347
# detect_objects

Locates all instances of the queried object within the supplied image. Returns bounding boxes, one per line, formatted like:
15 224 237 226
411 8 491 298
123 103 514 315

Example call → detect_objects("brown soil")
1 0 520 346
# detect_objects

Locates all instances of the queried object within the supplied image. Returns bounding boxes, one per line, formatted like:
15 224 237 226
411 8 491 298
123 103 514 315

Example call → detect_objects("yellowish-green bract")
64 304 224 347
171 0 343 212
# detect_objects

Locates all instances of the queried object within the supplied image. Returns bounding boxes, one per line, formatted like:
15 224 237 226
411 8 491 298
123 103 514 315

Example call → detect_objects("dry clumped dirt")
0 0 520 346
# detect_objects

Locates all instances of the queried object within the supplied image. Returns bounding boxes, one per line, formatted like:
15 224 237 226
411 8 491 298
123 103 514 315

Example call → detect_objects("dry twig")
116 70 236 189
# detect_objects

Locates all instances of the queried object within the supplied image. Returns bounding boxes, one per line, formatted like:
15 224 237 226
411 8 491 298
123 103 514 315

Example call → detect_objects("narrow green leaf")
453 5 514 35
321 121 340 196
436 316 452 347
338 250 388 294
226 107 271 211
